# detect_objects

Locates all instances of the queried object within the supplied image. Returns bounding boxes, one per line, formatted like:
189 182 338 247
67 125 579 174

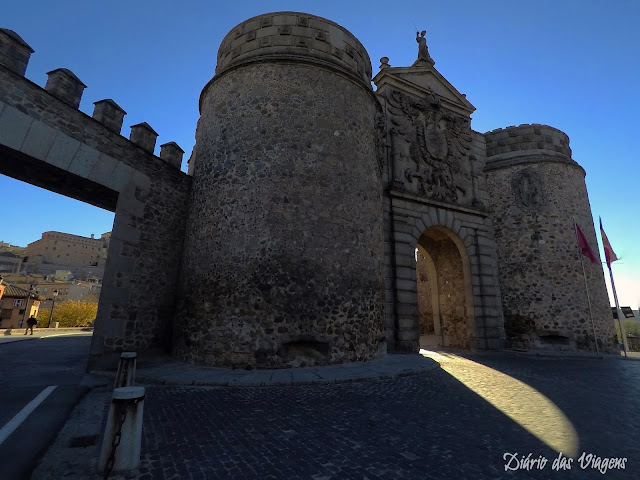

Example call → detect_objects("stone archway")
416 226 474 349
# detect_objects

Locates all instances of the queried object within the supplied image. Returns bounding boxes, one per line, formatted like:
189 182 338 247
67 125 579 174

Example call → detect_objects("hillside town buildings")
0 281 40 329
1 231 110 280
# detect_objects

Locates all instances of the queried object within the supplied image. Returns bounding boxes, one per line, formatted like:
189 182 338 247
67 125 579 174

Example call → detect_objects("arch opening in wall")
416 226 475 350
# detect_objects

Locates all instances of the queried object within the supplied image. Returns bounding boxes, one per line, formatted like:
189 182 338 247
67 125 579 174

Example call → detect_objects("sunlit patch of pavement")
420 348 579 457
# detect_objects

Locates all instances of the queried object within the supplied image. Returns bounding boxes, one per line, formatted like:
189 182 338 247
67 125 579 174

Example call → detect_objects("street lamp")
47 289 59 328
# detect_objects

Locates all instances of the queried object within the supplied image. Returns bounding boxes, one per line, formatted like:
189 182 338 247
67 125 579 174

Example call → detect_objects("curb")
91 356 441 387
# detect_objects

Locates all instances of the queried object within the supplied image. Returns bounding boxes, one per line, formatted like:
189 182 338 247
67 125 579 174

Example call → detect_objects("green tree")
37 300 97 327
614 319 640 340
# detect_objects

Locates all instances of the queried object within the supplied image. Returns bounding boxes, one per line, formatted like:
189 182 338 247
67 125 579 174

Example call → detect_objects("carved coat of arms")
384 88 475 204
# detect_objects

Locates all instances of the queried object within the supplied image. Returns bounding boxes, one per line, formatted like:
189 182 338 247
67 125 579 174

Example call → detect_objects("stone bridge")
0 28 190 368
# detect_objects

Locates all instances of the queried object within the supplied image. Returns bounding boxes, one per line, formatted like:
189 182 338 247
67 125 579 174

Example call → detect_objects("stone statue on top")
416 30 435 65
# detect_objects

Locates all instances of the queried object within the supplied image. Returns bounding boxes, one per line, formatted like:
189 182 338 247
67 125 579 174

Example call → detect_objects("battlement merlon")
93 99 127 134
0 61 188 209
130 122 158 154
160 141 184 169
0 28 34 76
45 68 86 109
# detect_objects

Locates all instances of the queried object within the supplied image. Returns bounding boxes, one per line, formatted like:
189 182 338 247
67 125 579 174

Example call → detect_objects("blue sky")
2 0 638 307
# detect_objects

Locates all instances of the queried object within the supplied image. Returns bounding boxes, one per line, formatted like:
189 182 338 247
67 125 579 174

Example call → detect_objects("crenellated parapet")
0 27 184 168
212 12 372 92
484 124 574 171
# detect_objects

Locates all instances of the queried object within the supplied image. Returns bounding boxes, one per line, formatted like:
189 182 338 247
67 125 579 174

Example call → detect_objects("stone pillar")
45 68 86 108
0 28 34 76
484 124 616 353
114 352 137 388
93 99 126 134
129 122 158 153
159 141 184 169
174 12 384 368
98 386 145 474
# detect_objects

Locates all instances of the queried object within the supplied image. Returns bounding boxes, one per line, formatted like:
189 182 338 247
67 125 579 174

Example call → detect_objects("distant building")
1 273 101 311
54 270 73 281
0 283 40 329
24 231 108 267
0 251 22 273
1 274 71 310
68 280 101 303
21 231 111 280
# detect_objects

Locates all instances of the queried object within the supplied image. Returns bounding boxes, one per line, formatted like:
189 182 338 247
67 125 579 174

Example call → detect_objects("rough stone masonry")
0 12 616 370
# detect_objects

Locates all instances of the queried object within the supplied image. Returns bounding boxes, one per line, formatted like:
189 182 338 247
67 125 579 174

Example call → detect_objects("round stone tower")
173 12 385 368
484 124 616 353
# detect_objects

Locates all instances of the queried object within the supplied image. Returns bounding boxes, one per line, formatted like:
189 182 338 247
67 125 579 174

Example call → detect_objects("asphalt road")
0 335 92 480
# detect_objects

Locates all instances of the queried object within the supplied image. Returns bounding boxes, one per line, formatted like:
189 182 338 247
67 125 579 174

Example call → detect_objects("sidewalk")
0 327 93 342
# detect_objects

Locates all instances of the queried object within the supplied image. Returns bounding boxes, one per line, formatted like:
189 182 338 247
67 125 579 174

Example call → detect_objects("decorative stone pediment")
373 62 475 117
373 54 483 207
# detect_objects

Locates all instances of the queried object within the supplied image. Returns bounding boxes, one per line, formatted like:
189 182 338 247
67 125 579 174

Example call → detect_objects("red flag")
576 223 599 265
599 217 618 268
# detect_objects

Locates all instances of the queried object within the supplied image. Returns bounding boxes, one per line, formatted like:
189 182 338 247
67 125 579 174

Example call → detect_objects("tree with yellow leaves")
37 300 97 328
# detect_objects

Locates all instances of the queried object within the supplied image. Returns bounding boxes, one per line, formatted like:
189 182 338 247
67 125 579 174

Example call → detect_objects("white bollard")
114 352 137 388
98 386 145 475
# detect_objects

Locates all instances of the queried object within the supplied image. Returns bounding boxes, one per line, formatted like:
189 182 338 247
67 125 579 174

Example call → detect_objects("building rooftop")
2 284 31 297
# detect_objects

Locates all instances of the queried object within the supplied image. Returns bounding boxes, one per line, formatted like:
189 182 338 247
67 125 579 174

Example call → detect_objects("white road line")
0 386 57 446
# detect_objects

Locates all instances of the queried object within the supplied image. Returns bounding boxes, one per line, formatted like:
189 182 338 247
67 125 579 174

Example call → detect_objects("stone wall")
485 124 617 352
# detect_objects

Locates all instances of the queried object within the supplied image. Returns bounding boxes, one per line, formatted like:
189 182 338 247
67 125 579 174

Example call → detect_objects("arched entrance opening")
0 176 114 332
416 226 474 349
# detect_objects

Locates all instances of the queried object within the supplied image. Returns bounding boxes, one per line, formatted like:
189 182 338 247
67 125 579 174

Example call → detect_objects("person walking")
24 316 38 335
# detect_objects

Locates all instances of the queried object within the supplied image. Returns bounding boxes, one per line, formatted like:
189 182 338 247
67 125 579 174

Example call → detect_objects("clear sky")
2 0 638 307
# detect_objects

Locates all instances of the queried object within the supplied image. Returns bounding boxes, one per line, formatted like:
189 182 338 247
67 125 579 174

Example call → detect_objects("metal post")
609 266 628 358
21 284 34 328
573 221 599 356
98 386 145 476
47 290 58 328
114 352 137 388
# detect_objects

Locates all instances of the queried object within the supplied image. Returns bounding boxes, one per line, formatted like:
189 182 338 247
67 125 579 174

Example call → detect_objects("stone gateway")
0 12 617 371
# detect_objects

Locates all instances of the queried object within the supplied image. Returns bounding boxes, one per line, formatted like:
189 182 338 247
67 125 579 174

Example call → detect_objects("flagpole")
599 217 627 358
573 218 600 356
609 265 628 358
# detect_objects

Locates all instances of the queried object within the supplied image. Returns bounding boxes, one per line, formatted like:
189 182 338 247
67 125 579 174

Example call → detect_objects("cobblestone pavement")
33 351 640 479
